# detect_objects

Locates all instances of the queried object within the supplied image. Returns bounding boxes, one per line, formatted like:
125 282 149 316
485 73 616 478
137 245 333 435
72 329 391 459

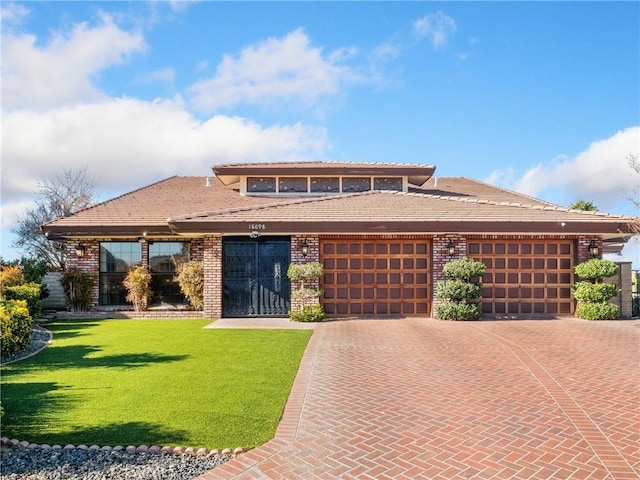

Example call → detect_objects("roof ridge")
394 189 630 218
463 176 561 208
214 160 436 168
43 176 180 227
170 191 377 221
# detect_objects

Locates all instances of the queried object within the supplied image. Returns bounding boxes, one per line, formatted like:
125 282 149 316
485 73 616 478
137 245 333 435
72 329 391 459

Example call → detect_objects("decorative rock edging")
0 324 53 366
0 437 244 458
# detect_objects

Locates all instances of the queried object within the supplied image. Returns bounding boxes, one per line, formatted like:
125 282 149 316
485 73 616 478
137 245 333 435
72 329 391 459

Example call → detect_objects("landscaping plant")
123 265 152 311
176 261 204 310
435 257 486 321
573 258 619 320
61 269 94 311
0 299 32 357
287 262 325 322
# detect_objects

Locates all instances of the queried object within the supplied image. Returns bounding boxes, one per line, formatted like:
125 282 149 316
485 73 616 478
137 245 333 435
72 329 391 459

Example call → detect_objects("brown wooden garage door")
321 238 431 316
468 239 575 316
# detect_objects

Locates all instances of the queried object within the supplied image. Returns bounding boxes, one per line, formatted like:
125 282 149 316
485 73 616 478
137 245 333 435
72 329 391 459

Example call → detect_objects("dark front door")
222 237 291 317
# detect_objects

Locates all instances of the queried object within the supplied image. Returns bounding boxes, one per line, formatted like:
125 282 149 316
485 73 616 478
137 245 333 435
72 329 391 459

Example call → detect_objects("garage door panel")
321 238 431 316
471 239 575 316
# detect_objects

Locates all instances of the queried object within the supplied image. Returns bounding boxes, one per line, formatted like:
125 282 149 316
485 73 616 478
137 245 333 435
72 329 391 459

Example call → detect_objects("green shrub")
573 282 619 303
0 299 33 357
62 270 95 311
435 301 482 321
176 261 204 310
0 265 25 297
288 304 325 322
287 262 324 282
442 257 486 281
574 259 618 281
5 283 42 319
435 279 482 302
436 257 486 321
575 302 619 321
123 265 152 312
573 258 619 320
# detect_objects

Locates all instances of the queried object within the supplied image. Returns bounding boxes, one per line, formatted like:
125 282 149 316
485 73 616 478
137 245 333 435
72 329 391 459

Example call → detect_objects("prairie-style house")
42 162 634 319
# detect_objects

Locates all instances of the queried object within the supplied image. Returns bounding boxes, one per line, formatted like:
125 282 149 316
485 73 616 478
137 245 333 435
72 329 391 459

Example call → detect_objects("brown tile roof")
42 173 635 239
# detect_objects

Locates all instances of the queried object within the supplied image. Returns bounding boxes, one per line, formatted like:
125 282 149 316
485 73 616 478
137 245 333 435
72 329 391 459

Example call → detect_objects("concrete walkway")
197 318 640 479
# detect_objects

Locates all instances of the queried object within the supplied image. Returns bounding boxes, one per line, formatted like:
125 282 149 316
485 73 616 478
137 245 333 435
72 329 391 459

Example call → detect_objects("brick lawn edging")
0 437 244 458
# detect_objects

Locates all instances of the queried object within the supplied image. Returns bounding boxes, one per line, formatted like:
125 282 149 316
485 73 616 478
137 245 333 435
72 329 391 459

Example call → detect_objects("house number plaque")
248 224 266 230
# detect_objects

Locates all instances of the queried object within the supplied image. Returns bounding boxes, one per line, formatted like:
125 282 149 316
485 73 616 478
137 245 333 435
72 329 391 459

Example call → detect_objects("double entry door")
222 237 291 317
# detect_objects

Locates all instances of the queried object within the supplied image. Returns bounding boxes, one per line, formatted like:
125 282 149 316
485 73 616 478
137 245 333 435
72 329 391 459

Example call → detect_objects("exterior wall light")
447 240 455 258
75 243 86 258
588 240 599 257
301 241 309 258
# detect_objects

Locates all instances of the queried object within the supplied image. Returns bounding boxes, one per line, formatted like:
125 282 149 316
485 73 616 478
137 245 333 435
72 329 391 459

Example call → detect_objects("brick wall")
203 235 222 318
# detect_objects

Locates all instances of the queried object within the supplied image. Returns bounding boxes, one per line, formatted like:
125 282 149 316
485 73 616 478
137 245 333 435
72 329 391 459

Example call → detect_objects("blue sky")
1 1 639 264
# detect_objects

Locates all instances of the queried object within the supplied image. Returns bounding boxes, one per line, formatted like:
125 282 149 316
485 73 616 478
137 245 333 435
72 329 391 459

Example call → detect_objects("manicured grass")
0 319 312 449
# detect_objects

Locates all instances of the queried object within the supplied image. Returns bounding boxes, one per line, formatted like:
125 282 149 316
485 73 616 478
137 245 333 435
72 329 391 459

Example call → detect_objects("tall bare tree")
12 167 96 269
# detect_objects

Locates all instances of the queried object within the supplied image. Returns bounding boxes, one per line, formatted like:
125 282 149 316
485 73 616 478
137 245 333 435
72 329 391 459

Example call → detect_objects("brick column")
431 235 467 317
65 239 100 309
290 235 321 311
203 235 222 319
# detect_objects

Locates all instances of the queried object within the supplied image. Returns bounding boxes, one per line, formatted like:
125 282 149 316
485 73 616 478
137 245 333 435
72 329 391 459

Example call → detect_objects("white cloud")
136 67 176 84
0 97 327 192
1 13 146 111
486 127 640 213
0 97 328 224
189 28 362 112
0 2 29 26
413 11 457 49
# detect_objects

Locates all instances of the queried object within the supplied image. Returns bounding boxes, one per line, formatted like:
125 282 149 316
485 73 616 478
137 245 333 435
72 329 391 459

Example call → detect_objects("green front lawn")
0 319 312 449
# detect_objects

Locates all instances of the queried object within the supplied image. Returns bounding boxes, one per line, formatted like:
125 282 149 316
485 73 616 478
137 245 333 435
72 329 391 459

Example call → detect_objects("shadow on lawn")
0 382 75 441
32 421 191 448
1 345 189 375
44 320 103 340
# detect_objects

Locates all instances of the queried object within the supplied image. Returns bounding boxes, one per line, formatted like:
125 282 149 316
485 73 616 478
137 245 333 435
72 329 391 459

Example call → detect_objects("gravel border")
0 324 53 366
0 444 232 480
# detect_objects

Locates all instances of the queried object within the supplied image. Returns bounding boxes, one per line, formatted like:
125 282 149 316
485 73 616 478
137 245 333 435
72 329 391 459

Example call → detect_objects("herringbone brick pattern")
197 318 639 479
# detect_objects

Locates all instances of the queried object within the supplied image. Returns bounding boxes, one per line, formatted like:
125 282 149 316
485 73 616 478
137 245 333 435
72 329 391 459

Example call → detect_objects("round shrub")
574 259 618 281
288 304 325 322
0 299 33 357
436 279 482 302
575 302 619 321
5 283 42 319
573 282 619 303
435 302 482 321
442 257 486 281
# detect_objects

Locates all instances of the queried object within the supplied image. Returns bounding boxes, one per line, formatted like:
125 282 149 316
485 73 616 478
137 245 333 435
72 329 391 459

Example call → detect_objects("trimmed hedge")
288 304 325 322
573 282 618 303
0 299 33 357
5 282 42 319
435 302 482 321
575 302 619 321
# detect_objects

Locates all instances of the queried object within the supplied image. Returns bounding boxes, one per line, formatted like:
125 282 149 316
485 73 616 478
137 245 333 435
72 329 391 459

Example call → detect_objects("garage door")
468 240 575 316
321 238 431 316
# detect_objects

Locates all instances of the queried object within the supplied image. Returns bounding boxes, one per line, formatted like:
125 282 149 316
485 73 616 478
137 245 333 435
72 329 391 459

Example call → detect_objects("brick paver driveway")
199 318 639 479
